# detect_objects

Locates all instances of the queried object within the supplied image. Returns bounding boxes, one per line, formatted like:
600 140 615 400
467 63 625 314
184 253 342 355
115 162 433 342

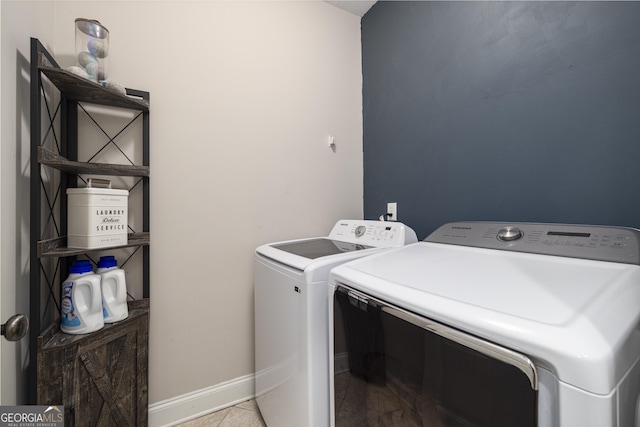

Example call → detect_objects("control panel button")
497 226 523 242
354 225 366 238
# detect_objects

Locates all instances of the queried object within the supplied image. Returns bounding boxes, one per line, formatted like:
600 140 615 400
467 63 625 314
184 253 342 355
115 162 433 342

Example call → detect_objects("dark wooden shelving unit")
30 38 150 425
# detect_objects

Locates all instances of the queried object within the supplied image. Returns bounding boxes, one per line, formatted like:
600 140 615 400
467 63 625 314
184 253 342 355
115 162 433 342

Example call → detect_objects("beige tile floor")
177 399 266 427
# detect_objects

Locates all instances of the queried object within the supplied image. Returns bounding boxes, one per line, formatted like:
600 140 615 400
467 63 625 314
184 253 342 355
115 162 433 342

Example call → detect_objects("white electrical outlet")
387 202 397 221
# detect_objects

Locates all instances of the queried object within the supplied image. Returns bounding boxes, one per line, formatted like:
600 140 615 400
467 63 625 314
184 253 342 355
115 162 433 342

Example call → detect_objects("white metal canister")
67 179 129 250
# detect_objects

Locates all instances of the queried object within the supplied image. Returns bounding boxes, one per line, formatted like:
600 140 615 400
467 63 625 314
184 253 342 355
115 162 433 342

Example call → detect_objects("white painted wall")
1 0 55 404
49 0 364 411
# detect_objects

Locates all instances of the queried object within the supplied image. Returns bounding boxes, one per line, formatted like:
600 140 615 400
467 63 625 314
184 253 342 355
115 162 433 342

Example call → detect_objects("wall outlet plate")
387 202 397 221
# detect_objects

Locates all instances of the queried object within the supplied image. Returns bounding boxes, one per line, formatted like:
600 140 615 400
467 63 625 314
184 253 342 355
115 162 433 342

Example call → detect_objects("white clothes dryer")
254 219 417 427
328 221 640 427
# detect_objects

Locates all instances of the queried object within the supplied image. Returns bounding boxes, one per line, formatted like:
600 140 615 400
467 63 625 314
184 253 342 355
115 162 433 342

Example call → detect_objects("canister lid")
66 187 129 196
75 18 109 39
98 256 118 269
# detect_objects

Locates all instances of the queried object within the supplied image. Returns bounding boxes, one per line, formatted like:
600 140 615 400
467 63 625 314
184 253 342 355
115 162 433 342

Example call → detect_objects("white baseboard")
148 373 256 427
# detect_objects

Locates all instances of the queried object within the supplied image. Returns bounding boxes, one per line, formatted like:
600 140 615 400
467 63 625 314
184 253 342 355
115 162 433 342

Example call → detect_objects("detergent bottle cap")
98 255 118 269
70 260 93 274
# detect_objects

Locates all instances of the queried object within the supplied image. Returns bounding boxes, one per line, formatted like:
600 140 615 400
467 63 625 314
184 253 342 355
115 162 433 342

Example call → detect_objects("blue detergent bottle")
61 260 104 334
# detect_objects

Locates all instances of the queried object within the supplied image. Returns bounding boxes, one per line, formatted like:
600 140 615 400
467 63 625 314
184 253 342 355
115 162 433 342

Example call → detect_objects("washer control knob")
497 226 523 242
355 225 367 237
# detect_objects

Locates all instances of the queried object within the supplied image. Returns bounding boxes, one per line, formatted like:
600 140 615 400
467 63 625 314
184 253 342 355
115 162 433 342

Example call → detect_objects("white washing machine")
254 219 417 427
329 221 640 427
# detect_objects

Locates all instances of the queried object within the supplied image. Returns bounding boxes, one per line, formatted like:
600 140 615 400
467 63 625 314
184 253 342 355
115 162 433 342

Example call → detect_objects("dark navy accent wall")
362 2 640 239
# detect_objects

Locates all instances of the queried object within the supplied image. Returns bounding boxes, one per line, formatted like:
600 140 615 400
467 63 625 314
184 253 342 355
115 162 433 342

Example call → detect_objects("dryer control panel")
328 219 418 248
426 221 640 265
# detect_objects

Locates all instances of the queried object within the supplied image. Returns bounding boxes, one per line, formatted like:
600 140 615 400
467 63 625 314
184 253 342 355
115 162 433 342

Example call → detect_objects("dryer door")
333 285 538 427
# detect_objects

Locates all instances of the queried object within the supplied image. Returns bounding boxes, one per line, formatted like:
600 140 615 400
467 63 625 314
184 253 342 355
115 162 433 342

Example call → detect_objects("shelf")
37 232 149 258
38 52 149 112
38 299 149 350
38 146 149 177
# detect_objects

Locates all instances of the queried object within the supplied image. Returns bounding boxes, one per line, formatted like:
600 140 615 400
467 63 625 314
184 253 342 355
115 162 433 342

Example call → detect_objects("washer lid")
257 237 377 273
255 219 418 272
271 238 371 259
330 241 640 395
